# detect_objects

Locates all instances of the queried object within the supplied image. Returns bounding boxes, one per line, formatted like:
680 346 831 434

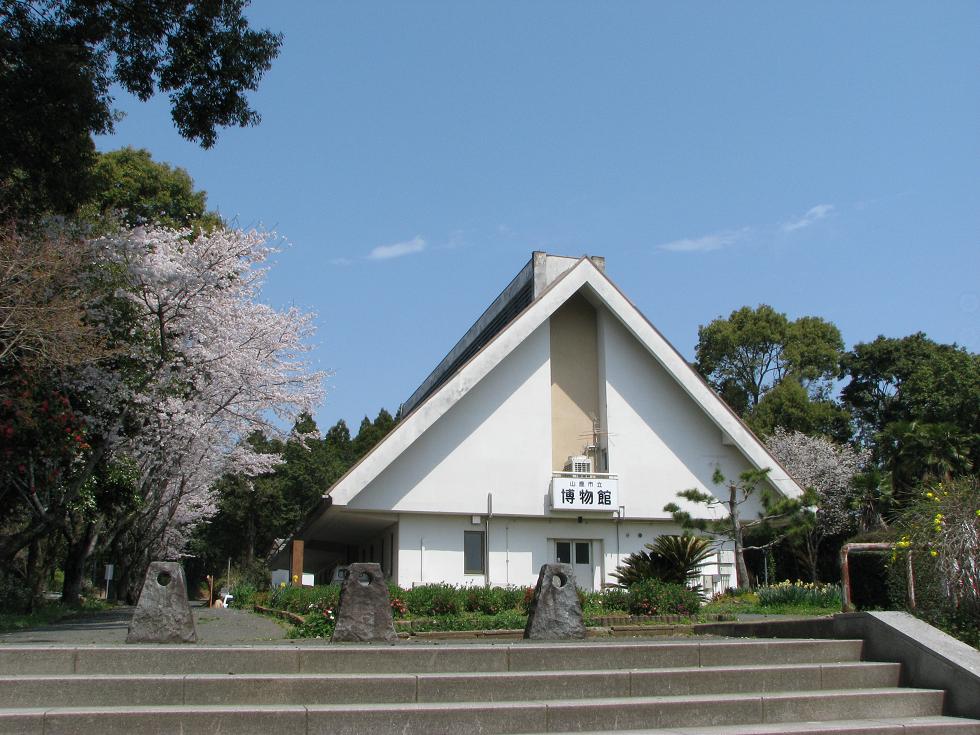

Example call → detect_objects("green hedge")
626 579 701 617
268 583 340 614
265 582 702 638
409 610 528 632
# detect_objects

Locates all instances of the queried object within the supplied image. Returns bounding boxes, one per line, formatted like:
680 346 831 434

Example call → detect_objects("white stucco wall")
395 512 693 589
347 324 553 517
599 309 769 521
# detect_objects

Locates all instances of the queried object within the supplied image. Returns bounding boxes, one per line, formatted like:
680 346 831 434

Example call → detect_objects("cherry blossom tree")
765 428 870 581
78 225 324 602
0 224 325 604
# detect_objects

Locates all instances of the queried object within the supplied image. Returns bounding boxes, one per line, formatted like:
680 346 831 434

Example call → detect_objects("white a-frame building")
283 253 802 591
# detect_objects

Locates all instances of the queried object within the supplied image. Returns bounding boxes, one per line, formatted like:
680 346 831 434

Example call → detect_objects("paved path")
0 603 292 645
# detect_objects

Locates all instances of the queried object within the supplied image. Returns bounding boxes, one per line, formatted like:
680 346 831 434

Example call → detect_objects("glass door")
555 540 595 591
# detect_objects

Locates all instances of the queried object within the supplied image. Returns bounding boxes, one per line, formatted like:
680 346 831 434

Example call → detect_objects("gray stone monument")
126 561 197 643
331 562 398 643
523 563 586 640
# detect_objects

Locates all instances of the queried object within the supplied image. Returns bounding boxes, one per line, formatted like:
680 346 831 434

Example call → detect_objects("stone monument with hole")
126 561 197 643
331 562 398 643
523 562 586 639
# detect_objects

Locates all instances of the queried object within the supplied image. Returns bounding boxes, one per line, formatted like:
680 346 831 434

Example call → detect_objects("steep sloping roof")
328 256 803 506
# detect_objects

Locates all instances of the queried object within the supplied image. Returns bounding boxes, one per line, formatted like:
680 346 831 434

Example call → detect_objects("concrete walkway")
0 603 293 645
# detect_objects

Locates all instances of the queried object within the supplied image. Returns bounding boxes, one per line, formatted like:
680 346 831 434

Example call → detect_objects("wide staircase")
1 638 979 734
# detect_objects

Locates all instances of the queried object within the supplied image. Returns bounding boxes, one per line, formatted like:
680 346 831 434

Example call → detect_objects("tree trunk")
245 510 256 566
729 483 750 589
61 520 101 607
25 536 54 613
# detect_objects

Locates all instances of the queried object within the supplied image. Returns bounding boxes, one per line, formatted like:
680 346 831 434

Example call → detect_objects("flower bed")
249 582 709 639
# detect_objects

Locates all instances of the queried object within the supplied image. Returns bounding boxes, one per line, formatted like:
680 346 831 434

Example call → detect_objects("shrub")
402 584 461 616
756 580 841 608
521 585 535 613
496 586 529 612
288 605 337 639
236 560 271 589
627 579 700 617
409 609 527 632
228 582 257 609
599 587 630 612
886 478 980 648
269 584 340 614
612 535 714 588
580 588 631 617
464 585 508 614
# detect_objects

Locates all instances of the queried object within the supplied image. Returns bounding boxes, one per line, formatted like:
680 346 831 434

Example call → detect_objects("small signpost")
104 564 114 600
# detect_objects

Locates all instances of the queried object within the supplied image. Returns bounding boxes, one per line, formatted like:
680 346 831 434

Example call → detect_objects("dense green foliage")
0 0 281 217
612 535 714 588
625 579 701 617
81 148 223 230
841 334 979 502
695 305 843 414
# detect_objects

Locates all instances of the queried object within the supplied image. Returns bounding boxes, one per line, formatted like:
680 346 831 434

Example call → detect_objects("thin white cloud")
328 257 352 266
657 228 748 253
782 204 834 233
368 235 426 261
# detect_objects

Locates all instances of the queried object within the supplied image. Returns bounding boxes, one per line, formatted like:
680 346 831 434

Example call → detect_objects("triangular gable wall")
329 258 803 507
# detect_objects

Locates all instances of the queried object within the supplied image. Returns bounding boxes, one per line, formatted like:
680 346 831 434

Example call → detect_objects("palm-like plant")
612 535 715 588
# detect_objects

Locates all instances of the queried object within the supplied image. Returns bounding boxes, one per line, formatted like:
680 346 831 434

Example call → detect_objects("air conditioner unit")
564 455 593 474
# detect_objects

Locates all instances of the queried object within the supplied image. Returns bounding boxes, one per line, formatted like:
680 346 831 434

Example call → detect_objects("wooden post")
291 539 304 586
907 550 916 609
840 542 898 612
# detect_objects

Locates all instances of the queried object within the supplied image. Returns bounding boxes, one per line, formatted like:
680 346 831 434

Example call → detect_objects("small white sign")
104 564 114 581
551 477 618 511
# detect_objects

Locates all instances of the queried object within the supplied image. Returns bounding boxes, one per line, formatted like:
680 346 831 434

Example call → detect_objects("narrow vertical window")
556 541 571 564
464 531 485 574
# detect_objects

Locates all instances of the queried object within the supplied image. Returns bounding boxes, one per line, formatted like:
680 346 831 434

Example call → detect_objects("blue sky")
96 2 980 433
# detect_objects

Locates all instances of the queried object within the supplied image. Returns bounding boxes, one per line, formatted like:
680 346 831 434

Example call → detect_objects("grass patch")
0 598 110 634
700 587 840 618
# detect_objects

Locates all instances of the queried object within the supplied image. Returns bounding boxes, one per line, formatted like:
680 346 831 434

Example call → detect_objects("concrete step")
0 689 950 735
0 638 865 676
0 662 901 707
535 717 980 734
3 638 977 735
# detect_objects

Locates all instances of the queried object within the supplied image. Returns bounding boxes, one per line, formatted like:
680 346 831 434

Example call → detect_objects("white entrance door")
556 540 595 591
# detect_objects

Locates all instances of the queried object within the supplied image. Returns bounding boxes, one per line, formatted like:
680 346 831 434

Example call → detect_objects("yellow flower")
930 550 938 557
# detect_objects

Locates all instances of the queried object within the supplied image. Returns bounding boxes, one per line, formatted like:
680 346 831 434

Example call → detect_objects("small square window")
464 531 485 574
